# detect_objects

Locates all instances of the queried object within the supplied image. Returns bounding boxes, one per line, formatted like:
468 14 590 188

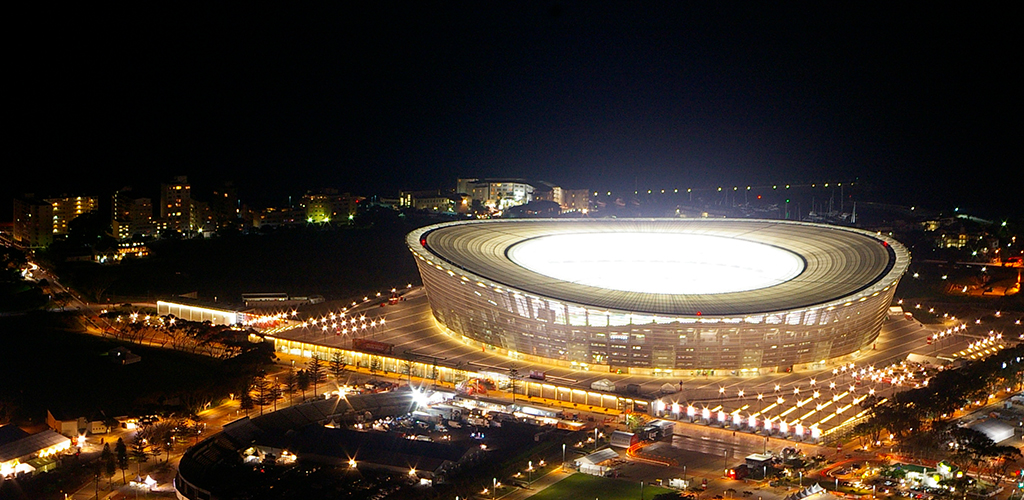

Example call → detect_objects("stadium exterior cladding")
407 219 910 374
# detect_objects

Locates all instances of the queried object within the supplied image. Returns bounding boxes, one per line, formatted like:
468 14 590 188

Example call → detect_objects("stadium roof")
411 218 909 316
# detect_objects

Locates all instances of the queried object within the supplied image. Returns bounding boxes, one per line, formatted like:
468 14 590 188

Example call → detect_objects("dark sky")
8 4 1021 218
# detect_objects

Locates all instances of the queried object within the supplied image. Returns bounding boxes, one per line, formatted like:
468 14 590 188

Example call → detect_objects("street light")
492 477 497 500
562 443 566 472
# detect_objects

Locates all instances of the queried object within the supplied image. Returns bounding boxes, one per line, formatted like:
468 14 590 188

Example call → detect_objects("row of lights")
592 181 857 197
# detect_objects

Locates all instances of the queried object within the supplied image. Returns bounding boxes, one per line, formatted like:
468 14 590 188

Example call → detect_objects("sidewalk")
500 468 575 500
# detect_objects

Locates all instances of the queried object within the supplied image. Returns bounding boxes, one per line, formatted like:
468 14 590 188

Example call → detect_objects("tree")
252 376 275 415
102 416 120 434
51 291 72 311
296 370 310 401
129 429 151 476
308 354 326 397
101 442 115 489
115 437 128 484
150 420 180 462
240 391 255 416
105 450 117 489
282 368 298 404
330 351 347 381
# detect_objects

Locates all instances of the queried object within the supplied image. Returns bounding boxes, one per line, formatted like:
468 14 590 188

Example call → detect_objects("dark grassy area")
52 221 425 303
895 264 1024 313
0 279 48 312
0 313 248 425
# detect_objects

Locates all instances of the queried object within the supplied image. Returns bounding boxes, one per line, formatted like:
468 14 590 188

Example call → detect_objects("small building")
746 453 774 478
107 347 141 365
575 448 619 476
46 410 111 436
609 430 638 448
46 410 83 437
897 462 958 488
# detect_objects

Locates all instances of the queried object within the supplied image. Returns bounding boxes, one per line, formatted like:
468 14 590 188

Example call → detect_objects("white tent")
591 379 616 392
575 448 619 476
970 419 1015 443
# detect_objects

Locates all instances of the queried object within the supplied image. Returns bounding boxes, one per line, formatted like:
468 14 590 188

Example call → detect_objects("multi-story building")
113 186 136 223
532 183 589 213
559 188 590 213
456 178 534 211
209 182 240 231
160 176 193 235
45 195 98 235
302 189 364 223
112 197 155 240
12 197 54 248
399 189 462 213
255 206 303 228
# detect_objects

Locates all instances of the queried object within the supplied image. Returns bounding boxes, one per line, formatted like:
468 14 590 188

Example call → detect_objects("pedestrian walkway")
502 468 575 500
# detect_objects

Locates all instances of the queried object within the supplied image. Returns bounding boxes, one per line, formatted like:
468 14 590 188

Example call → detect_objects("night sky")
8 4 1020 218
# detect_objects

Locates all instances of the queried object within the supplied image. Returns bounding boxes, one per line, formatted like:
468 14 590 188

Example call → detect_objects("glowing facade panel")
408 219 909 371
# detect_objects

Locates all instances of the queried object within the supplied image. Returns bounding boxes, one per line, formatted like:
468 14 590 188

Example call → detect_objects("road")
273 287 988 413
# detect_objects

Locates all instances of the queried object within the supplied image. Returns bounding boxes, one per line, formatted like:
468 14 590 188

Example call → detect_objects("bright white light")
507 233 804 295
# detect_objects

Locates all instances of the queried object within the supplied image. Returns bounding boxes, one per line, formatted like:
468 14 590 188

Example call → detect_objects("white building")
456 178 535 211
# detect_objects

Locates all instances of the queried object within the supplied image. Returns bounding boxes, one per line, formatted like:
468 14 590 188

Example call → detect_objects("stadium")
407 219 909 374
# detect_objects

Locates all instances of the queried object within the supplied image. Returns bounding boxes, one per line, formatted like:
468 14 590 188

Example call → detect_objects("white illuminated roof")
508 233 804 295
409 219 909 315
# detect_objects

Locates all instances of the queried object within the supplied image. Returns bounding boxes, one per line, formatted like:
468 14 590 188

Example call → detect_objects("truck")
642 420 676 440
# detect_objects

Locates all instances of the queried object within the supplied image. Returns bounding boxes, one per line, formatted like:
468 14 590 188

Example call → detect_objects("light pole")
641 481 645 500
799 471 803 487
509 366 518 405
528 460 533 486
492 477 496 500
562 443 566 472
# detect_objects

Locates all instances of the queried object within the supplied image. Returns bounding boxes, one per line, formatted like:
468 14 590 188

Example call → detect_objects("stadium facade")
408 219 909 374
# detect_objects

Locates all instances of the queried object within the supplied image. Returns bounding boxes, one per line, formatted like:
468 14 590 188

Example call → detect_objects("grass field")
526 473 677 500
0 313 250 423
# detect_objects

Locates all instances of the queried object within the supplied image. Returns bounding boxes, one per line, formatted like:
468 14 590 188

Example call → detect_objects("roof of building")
576 448 619 465
969 419 1015 442
410 218 909 316
157 297 245 314
0 430 70 463
0 424 30 447
291 426 471 473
